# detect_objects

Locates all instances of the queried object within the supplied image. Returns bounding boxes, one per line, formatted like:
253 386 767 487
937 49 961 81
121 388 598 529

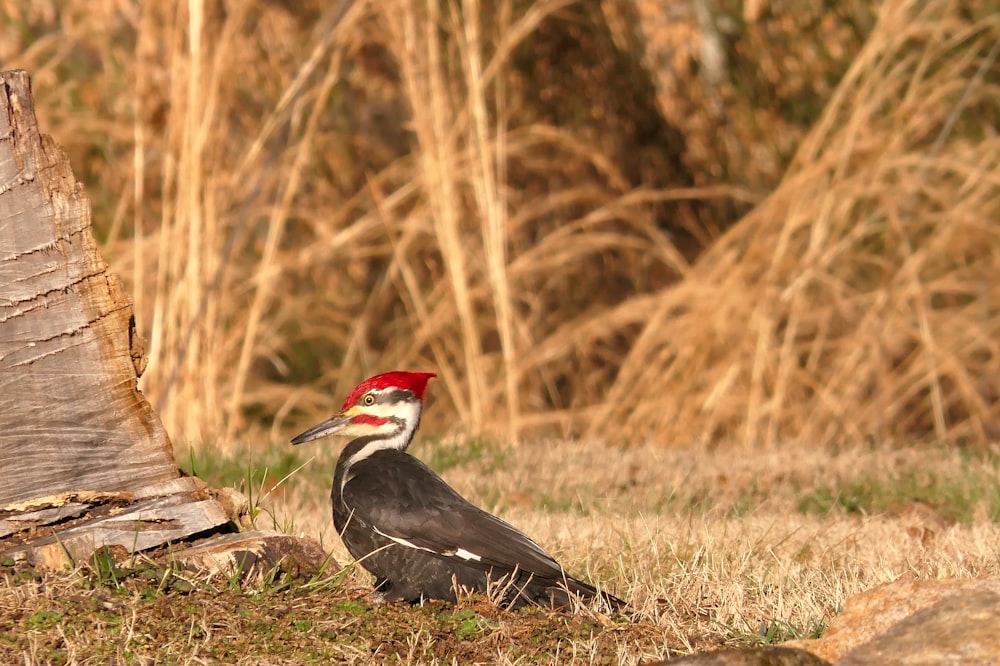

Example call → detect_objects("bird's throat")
334 432 414 496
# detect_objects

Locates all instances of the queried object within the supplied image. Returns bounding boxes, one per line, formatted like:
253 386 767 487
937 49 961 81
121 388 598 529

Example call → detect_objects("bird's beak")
290 406 360 445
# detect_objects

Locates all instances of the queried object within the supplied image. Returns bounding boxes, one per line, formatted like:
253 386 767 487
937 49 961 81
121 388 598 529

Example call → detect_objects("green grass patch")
412 436 510 475
179 444 310 493
332 598 370 616
797 457 1000 523
437 608 495 640
726 617 827 648
25 610 64 631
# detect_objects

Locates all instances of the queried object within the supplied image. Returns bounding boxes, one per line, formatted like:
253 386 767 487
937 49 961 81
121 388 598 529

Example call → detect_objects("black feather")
332 445 626 610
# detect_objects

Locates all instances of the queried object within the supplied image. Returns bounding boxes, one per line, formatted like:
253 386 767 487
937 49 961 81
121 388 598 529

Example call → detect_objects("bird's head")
290 371 436 449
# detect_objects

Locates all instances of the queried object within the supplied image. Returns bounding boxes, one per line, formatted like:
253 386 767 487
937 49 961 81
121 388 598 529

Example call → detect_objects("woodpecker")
291 371 625 610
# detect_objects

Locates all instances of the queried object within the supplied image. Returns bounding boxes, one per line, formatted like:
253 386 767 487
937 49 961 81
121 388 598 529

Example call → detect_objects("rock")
836 588 1000 665
647 579 1000 665
642 646 830 665
788 578 1000 662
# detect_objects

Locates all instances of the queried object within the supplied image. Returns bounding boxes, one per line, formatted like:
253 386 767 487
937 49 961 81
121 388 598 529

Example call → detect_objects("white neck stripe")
340 401 422 493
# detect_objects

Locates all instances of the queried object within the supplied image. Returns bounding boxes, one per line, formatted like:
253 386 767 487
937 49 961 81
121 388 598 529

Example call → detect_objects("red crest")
342 371 437 410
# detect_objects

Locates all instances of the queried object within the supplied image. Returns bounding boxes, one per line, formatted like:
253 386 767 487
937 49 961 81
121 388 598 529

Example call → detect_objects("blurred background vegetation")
2 0 998 450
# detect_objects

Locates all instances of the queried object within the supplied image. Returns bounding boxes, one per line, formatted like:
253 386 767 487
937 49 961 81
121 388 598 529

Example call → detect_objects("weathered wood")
0 69 179 507
0 478 222 564
170 531 333 580
0 69 334 580
0 502 90 539
2 494 233 569
0 475 333 578
1 489 134 514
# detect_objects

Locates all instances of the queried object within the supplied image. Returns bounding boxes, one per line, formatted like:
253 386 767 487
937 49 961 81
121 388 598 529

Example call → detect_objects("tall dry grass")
2 0 996 450
588 0 1000 447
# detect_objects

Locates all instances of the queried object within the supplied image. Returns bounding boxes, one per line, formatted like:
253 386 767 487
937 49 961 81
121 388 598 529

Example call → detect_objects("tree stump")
0 69 327 578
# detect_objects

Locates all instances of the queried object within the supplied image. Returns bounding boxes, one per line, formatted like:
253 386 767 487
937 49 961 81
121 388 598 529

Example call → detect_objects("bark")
0 70 178 506
0 70 329 576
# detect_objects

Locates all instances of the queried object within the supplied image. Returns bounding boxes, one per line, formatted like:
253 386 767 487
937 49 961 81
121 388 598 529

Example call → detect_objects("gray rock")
642 646 831 665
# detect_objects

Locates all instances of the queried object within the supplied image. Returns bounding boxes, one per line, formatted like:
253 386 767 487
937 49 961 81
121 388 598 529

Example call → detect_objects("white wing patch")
372 526 483 562
372 526 436 553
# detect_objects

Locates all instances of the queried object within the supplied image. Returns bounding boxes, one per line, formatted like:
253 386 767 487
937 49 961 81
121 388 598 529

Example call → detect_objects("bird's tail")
554 576 630 614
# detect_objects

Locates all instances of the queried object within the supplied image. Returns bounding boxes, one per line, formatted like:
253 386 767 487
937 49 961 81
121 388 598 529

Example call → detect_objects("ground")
3 437 999 664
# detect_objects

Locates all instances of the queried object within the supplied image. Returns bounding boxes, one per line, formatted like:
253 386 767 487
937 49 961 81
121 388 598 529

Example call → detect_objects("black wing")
342 449 567 581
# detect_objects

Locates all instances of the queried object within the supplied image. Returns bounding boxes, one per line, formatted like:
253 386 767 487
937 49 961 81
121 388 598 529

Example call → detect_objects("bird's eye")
362 393 376 406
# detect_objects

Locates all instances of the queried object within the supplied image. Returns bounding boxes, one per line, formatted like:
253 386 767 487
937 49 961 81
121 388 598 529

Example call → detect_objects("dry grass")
590 0 1000 448
4 1 999 661
8 1 994 451
5 436 1000 663
269 434 1000 629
